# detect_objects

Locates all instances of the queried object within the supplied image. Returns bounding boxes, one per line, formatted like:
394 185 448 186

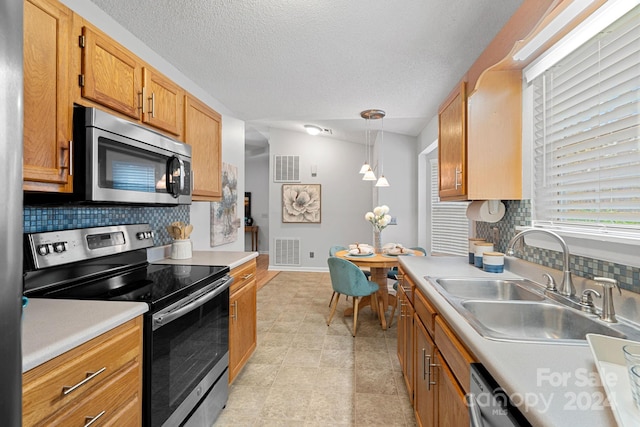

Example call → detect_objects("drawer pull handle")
62 367 106 396
241 273 254 280
84 410 106 427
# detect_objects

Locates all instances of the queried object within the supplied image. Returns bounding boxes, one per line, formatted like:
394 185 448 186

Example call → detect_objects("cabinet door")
184 95 222 200
80 26 142 120
23 0 73 192
414 315 436 427
142 67 184 136
438 82 467 200
435 351 470 427
399 285 414 402
229 278 257 383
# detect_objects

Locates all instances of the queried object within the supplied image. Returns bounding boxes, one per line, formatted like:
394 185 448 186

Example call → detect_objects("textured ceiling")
86 0 524 147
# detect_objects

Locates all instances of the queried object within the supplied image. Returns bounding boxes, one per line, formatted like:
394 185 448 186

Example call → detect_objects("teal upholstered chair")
327 257 380 337
328 245 370 307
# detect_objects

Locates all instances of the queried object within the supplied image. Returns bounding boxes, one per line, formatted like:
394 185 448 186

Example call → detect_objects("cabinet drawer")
434 316 475 394
42 360 141 427
230 259 257 294
23 318 142 426
414 289 437 337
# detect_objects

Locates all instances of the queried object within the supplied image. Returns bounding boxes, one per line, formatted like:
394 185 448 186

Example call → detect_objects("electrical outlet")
310 251 314 258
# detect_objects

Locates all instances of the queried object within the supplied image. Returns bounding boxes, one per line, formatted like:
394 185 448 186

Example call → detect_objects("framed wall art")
282 184 321 223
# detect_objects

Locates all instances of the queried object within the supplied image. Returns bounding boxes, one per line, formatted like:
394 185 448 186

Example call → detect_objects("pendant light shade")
363 166 377 181
375 175 389 187
359 162 370 174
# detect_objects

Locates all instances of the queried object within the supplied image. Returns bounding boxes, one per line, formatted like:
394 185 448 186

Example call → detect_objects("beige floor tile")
215 271 415 427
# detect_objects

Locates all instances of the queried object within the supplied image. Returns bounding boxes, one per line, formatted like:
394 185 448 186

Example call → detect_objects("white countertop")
22 298 148 372
399 255 618 427
152 250 258 270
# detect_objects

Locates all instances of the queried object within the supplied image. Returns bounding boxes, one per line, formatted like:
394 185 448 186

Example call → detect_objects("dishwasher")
467 363 532 427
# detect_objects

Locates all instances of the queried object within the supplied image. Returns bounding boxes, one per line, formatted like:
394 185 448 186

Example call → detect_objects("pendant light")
374 110 389 187
360 109 386 182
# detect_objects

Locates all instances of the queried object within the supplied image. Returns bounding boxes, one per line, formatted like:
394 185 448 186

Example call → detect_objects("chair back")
329 245 347 256
410 246 427 255
327 257 378 297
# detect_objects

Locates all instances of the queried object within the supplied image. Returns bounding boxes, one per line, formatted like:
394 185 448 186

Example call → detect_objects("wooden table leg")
370 267 388 330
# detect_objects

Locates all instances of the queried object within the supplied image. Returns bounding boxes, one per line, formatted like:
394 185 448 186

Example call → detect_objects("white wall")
60 0 246 252
266 128 418 271
373 132 419 248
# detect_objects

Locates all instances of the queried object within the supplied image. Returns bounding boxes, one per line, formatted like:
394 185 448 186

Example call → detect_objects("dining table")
334 248 424 330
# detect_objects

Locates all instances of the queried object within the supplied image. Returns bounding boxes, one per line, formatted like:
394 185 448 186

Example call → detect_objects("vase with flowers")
365 205 391 254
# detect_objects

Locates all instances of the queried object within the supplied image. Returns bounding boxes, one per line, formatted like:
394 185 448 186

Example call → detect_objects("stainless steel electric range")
23 223 232 427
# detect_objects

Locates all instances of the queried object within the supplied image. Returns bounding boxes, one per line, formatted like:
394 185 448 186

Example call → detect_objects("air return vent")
274 238 300 266
273 155 300 182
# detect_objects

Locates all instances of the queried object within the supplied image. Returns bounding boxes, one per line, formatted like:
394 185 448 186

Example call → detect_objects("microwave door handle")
178 157 185 193
166 156 179 198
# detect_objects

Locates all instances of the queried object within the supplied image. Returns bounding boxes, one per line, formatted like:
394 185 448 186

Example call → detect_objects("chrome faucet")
506 228 576 297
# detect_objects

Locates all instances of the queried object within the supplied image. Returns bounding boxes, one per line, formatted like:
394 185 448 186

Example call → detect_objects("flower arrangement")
365 205 391 232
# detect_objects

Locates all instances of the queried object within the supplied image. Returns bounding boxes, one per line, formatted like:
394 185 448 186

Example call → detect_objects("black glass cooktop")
24 250 229 311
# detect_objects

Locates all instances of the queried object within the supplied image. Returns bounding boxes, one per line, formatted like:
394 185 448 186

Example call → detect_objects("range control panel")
26 224 155 270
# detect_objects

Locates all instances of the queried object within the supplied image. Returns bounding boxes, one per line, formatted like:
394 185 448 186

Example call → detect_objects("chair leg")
329 291 336 307
388 295 397 327
327 293 341 326
352 297 360 337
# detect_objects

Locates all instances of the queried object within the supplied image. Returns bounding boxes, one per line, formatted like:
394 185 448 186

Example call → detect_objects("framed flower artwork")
282 184 321 223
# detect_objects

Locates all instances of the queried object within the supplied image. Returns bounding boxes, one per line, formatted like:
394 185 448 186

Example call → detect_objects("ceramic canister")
482 252 504 273
474 242 494 268
468 238 486 264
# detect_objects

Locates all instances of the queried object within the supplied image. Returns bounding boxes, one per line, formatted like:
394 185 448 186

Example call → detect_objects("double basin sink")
427 277 640 345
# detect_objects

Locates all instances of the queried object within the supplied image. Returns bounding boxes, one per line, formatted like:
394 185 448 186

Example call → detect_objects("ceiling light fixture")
304 124 323 136
360 109 389 186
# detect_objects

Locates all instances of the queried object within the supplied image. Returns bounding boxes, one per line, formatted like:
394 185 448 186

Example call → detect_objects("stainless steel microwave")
28 106 192 206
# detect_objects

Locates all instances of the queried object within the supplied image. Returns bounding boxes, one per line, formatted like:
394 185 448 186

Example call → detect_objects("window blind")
430 159 469 255
531 5 640 233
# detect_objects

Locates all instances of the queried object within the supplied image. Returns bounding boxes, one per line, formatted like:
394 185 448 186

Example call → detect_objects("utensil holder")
171 239 192 259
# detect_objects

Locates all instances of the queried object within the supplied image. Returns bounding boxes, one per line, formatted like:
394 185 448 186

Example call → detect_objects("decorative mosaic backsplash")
476 200 639 292
23 205 189 246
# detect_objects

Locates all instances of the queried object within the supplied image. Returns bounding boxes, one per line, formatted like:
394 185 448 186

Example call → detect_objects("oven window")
150 287 229 427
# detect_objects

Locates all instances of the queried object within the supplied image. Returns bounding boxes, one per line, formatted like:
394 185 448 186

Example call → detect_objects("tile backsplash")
476 200 639 292
23 205 189 246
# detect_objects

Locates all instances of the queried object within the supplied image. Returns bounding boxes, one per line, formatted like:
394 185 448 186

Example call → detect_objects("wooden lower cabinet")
397 282 414 402
414 315 436 427
22 317 143 427
400 276 473 427
228 258 257 383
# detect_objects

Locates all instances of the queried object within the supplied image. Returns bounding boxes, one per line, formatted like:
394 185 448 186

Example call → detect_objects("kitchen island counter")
399 255 619 427
22 298 148 372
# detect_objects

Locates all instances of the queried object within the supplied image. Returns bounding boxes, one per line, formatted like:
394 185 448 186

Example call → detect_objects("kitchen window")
430 158 469 255
523 3 640 266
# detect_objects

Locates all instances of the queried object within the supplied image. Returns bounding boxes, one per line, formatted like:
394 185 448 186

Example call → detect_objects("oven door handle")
153 279 230 330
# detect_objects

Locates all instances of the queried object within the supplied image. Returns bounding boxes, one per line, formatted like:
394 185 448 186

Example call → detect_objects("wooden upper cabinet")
438 82 467 201
184 95 222 200
77 23 183 138
80 25 142 121
142 67 184 135
23 0 73 192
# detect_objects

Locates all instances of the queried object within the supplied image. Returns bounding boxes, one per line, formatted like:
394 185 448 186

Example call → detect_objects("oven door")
147 277 231 427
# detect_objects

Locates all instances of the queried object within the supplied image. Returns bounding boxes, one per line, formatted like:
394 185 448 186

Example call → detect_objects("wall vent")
274 238 301 266
273 155 300 182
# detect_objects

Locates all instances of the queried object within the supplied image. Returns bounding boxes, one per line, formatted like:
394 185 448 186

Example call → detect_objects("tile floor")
214 271 416 426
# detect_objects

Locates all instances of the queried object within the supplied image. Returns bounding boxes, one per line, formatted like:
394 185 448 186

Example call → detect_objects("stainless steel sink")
460 301 627 344
435 278 544 301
